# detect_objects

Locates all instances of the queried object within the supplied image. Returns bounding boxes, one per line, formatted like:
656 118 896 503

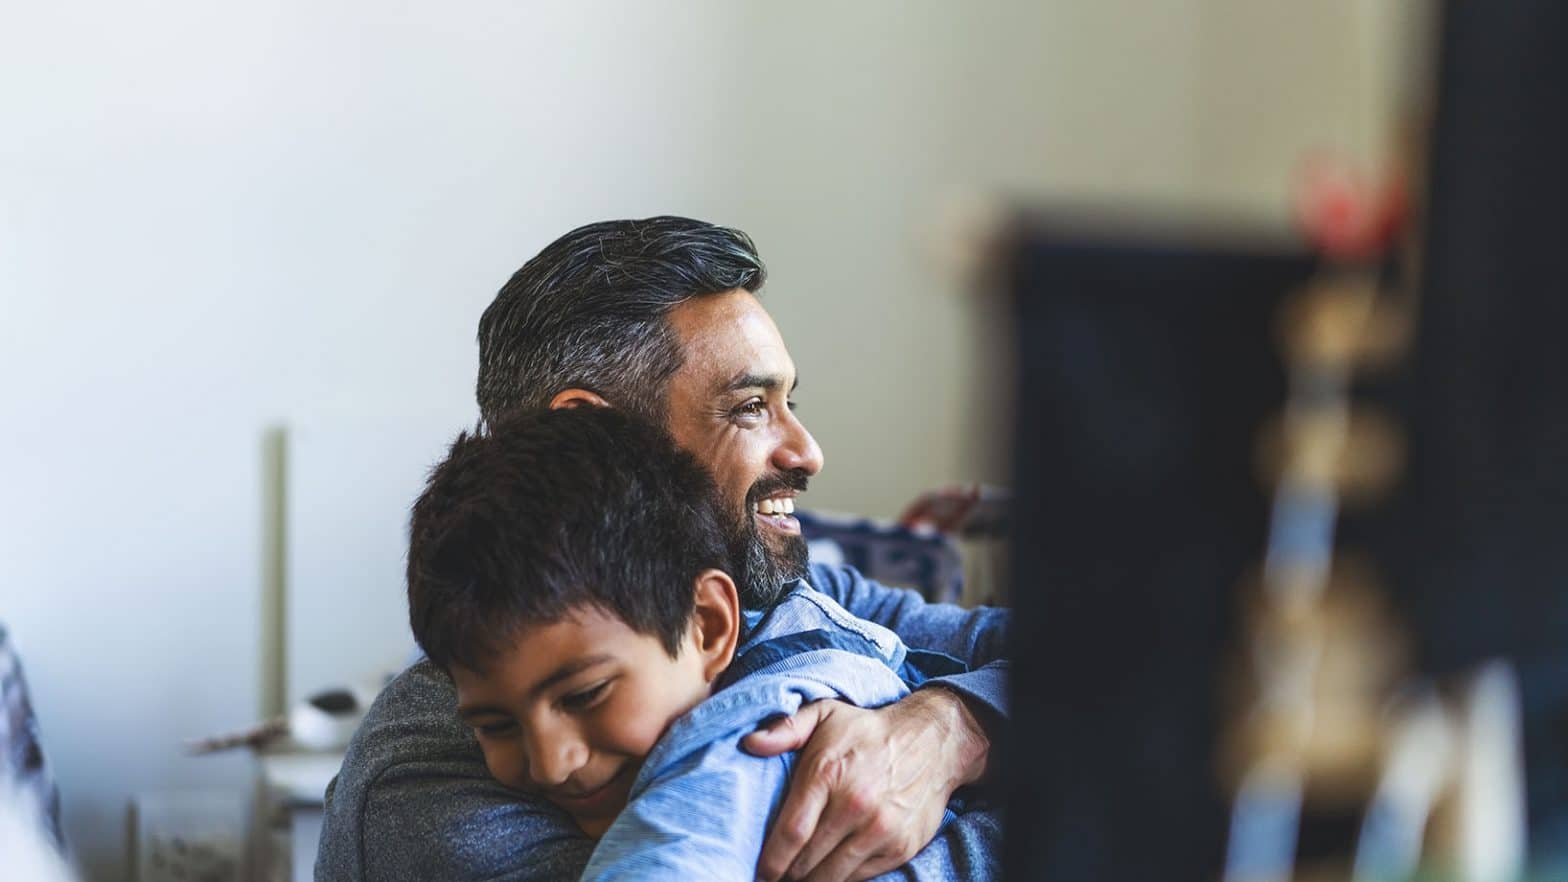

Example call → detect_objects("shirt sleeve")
581 676 1003 882
876 806 1004 881
585 739 1005 882
359 761 594 882
807 562 1010 720
581 727 791 881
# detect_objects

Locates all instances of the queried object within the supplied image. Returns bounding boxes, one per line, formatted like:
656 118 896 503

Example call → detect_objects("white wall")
0 4 748 878
1 1 1419 878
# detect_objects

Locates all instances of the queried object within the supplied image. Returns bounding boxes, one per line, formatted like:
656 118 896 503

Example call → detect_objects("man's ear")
690 569 741 683
548 388 611 410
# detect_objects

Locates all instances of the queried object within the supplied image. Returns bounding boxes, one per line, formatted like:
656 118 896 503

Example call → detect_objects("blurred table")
252 745 344 882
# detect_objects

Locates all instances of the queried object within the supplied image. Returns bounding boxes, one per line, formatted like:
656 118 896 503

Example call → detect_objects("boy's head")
407 407 743 835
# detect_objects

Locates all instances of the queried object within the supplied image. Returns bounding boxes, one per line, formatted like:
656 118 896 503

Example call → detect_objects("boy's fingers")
741 701 828 757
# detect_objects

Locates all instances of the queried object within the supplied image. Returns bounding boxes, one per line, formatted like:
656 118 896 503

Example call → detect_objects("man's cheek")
719 455 760 510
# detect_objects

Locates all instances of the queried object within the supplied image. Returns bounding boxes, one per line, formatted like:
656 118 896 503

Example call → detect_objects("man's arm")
809 562 1009 719
743 563 1009 882
585 670 998 882
316 660 595 882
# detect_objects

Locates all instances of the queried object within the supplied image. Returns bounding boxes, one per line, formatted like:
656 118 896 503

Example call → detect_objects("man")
316 217 1009 882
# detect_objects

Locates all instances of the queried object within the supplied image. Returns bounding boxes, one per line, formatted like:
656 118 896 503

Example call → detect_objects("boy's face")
451 606 714 837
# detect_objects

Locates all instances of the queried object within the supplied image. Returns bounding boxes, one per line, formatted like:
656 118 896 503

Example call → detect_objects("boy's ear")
548 388 610 410
690 569 741 683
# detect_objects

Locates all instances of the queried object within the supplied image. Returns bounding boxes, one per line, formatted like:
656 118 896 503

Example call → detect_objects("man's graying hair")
476 216 767 426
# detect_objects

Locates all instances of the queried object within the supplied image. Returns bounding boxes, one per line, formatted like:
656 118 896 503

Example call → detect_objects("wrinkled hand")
741 689 990 882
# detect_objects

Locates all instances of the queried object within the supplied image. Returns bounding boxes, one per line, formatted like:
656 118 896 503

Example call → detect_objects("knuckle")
809 752 847 785
777 820 810 848
827 854 864 882
843 786 878 817
792 854 823 882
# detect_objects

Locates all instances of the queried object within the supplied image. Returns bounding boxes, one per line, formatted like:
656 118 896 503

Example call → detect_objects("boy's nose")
525 734 589 789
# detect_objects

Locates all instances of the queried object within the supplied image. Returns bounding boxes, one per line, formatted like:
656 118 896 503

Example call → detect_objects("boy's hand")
741 688 991 882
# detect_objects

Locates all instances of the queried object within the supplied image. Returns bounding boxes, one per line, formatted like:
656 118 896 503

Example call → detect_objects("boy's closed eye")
465 680 613 739
560 680 612 711
472 717 516 738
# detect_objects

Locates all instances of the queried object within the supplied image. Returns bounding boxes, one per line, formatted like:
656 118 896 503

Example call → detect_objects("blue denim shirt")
317 562 1006 881
580 584 969 881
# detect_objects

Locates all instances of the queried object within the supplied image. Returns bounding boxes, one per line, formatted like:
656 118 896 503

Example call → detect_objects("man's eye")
474 720 516 737
561 682 609 710
732 399 767 421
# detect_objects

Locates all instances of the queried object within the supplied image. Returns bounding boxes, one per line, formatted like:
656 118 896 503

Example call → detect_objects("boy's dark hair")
475 216 766 427
407 407 730 673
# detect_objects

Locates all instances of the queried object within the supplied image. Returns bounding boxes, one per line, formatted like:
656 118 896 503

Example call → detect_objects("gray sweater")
316 564 1009 881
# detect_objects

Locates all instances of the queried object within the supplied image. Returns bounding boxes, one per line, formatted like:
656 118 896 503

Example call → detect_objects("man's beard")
728 470 811 609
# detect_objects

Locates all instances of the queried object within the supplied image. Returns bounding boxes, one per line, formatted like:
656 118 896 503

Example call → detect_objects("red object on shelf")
1294 153 1408 261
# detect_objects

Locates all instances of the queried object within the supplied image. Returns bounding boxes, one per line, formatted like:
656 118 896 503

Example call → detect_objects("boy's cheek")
607 694 687 756
479 745 529 792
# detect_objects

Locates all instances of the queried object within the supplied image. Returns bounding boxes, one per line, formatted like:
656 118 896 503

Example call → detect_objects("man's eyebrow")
721 372 800 395
457 654 614 720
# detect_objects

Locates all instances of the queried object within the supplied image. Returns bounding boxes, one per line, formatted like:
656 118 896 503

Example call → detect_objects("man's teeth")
755 497 796 516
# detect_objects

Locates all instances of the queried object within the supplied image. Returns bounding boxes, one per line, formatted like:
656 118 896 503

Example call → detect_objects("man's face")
453 607 711 838
663 290 825 607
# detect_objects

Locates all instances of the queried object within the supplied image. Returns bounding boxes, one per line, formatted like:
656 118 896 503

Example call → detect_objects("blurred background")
0 2 1479 880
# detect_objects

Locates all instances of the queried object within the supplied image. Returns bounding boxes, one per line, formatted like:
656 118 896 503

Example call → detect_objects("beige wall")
743 0 1429 521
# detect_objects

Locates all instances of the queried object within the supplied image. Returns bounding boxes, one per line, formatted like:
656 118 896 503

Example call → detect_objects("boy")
406 408 967 879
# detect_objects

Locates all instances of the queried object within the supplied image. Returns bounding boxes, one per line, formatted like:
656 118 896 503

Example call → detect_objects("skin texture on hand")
740 688 992 882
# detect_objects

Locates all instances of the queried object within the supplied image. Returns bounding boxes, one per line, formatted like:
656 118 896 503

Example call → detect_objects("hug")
315 216 1010 881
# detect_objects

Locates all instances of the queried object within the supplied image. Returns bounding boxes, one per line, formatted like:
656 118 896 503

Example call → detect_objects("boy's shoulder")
740 583 908 674
631 580 918 785
616 584 921 844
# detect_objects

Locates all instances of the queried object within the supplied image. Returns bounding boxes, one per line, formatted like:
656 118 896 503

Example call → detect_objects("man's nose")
523 728 589 789
772 408 825 476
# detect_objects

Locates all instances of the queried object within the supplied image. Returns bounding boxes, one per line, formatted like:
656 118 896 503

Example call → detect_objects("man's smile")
753 493 801 535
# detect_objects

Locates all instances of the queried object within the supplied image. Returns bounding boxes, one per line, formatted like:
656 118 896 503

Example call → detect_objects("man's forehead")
668 291 796 390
